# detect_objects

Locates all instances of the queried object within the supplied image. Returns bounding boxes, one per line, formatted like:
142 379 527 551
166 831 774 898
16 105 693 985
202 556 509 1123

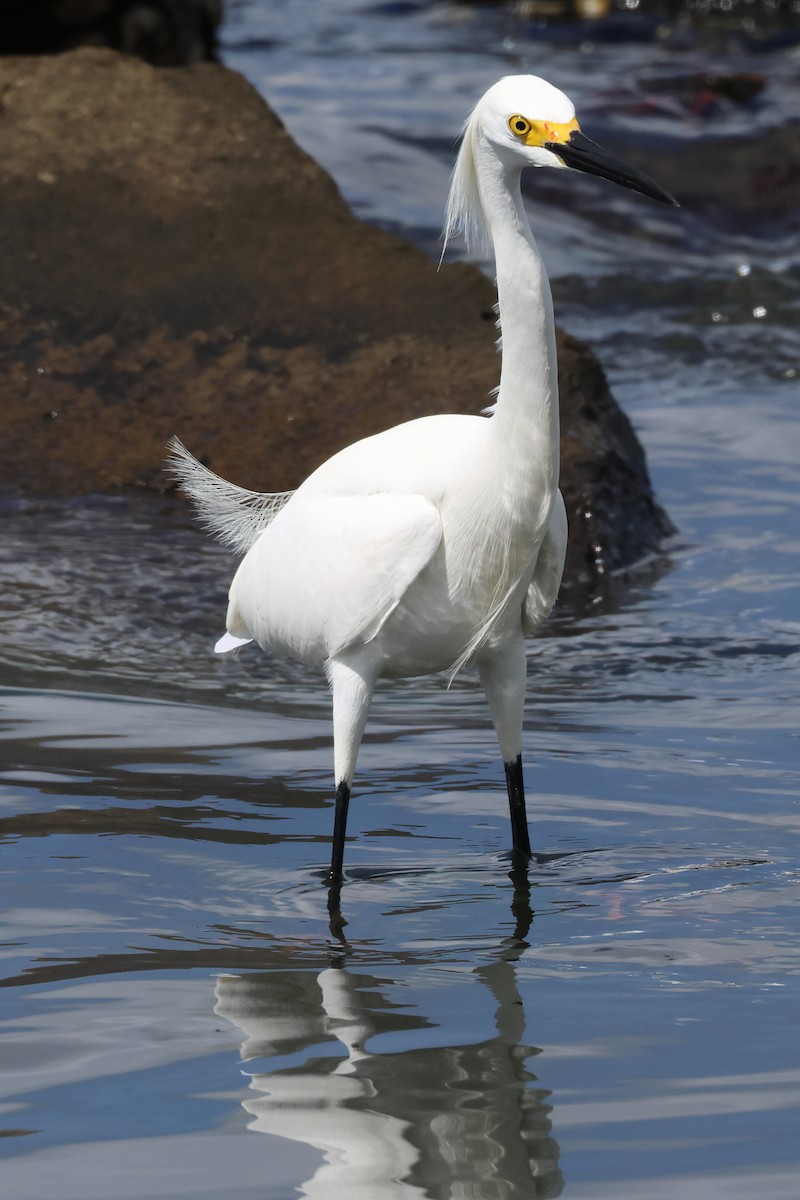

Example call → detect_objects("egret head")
472 75 582 172
444 74 677 255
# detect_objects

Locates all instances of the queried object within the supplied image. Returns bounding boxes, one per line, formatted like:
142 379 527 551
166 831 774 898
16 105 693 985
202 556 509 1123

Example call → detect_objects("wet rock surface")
0 48 671 591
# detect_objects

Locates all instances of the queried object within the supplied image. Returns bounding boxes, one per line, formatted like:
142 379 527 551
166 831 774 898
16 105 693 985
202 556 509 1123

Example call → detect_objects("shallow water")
1 3 799 1198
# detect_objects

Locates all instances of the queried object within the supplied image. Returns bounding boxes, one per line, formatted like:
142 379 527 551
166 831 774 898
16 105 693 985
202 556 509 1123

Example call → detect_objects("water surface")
1 3 799 1197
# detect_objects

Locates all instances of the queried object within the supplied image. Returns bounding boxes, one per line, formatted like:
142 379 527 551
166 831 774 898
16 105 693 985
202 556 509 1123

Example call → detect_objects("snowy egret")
170 75 676 889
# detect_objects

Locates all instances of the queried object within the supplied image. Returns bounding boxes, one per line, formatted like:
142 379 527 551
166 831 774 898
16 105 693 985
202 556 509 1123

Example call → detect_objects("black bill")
544 130 678 206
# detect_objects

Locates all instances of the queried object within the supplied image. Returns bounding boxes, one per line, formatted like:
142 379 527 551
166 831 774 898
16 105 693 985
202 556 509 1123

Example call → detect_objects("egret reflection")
214 944 563 1198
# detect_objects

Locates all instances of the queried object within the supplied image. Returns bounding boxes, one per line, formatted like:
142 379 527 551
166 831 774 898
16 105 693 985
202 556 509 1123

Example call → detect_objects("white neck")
475 135 560 489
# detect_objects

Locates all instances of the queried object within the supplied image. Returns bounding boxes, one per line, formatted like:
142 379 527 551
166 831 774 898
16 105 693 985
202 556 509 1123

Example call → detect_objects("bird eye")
508 115 532 137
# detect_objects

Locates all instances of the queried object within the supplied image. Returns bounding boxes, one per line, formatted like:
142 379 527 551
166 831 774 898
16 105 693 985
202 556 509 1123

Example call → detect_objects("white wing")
226 492 443 661
522 489 568 633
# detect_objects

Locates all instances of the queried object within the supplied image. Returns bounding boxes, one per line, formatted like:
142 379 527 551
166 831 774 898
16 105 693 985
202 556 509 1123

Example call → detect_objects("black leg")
326 779 351 887
504 754 531 860
327 879 348 941
508 858 533 942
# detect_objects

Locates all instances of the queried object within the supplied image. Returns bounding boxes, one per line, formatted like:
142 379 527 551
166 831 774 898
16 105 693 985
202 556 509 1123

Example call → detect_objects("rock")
0 47 671 592
570 110 799 237
628 125 799 235
0 0 220 65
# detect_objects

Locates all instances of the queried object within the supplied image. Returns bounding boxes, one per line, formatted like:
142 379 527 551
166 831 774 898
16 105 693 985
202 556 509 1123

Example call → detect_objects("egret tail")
167 437 295 556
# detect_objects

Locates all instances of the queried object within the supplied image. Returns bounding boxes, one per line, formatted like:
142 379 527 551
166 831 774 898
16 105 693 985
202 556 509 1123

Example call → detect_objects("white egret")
170 76 676 890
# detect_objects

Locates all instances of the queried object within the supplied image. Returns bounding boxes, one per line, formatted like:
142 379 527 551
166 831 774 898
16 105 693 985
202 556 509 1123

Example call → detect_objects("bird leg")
479 638 531 859
326 785 352 940
507 853 534 942
505 755 532 860
325 652 378 888
327 780 351 887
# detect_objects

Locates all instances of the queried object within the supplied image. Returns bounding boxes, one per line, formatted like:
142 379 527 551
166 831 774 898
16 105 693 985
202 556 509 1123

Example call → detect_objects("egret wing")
227 492 443 659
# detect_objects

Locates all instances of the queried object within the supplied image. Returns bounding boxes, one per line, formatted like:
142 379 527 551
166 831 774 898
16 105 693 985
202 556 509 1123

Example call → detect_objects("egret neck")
476 135 560 500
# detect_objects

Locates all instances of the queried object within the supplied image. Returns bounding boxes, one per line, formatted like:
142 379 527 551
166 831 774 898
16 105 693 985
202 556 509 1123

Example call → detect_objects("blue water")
1 2 799 1197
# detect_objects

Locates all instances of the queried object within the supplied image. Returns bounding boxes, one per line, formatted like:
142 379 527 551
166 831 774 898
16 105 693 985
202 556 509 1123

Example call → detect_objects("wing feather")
226 493 443 660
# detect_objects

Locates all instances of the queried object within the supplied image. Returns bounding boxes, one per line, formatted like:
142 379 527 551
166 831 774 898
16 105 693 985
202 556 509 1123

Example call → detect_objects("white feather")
215 631 253 654
167 436 294 556
441 107 491 261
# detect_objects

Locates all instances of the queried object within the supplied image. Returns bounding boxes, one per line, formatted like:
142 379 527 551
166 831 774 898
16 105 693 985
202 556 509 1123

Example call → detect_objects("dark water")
2 3 799 1197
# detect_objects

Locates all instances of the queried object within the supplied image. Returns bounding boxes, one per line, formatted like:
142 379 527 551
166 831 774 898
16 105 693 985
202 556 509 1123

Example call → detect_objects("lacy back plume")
167 437 294 556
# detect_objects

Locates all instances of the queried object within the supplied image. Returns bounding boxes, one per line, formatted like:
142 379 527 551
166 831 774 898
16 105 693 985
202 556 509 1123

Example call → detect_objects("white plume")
167 436 294 556
441 106 492 262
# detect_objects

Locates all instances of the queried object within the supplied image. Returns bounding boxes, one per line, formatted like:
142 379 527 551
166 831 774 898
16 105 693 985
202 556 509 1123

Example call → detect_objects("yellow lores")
507 114 580 147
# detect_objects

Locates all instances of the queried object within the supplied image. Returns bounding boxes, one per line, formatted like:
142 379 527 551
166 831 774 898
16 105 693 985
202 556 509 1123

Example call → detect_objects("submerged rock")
0 48 671 591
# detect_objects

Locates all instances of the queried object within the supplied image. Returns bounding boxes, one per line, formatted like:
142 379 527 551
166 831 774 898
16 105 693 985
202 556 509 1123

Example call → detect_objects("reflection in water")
215 944 563 1199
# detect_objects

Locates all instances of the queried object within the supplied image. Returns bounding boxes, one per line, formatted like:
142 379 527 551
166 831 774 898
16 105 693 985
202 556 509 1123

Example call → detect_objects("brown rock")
0 47 671 591
0 0 220 65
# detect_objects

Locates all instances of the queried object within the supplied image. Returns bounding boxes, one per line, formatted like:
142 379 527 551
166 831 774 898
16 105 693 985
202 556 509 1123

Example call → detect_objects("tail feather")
167 437 294 555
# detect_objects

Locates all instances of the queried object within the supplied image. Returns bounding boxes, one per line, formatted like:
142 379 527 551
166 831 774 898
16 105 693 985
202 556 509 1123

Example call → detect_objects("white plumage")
171 75 675 891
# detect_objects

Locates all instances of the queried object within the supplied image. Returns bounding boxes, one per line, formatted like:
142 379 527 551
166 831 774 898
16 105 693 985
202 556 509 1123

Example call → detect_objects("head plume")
441 103 491 262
